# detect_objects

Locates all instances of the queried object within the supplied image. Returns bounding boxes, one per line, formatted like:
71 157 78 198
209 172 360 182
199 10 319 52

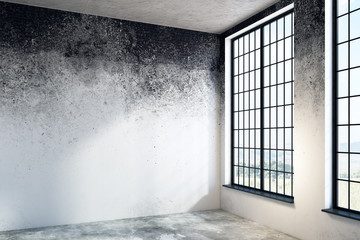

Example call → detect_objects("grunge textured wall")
0 2 222 231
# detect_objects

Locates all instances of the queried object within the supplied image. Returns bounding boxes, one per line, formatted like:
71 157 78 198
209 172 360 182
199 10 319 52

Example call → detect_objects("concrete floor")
0 210 297 240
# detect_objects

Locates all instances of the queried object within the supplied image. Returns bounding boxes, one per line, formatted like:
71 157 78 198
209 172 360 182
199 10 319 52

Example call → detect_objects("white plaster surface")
0 5 221 230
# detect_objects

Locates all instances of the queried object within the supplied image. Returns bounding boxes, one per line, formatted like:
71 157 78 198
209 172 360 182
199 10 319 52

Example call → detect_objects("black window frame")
324 0 360 220
224 10 295 203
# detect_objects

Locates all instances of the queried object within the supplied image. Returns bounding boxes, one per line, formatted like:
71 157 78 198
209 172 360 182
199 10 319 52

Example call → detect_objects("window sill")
322 208 360 221
222 184 294 203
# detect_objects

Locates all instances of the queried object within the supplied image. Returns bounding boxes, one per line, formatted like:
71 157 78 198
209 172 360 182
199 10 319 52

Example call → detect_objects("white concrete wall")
221 1 360 239
0 3 221 231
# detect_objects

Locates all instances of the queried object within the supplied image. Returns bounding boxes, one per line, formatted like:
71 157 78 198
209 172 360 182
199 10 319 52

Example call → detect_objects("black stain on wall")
294 0 325 113
0 1 222 128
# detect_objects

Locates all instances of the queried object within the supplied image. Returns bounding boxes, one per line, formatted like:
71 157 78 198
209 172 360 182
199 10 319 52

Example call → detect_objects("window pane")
350 39 360 68
234 148 239 165
250 91 255 109
256 50 261 69
338 70 348 97
285 105 292 127
255 109 260 128
271 107 277 127
234 112 239 129
244 149 249 166
239 149 244 165
250 168 255 188
285 128 292 149
239 75 244 92
234 94 238 111
350 67 360 96
338 98 348 124
338 0 348 16
350 10 360 40
250 32 255 52
278 128 284 149
264 108 269 128
264 150 270 169
271 43 277 64
278 84 284 106
271 171 277 192
239 56 244 74
239 37 244 55
350 182 360 211
350 125 360 152
244 110 249 128
278 106 284 127
256 169 261 189
285 37 292 60
285 14 292 37
244 92 249 109
239 130 244 147
278 172 284 194
234 166 239 184
271 86 277 107
255 90 260 109
234 76 239 93
338 126 348 152
270 21 277 43
338 153 348 180
250 110 255 128
250 52 255 71
278 40 284 62
338 180 349 208
278 18 284 40
234 131 239 147
244 34 249 53
264 67 270 86
351 154 360 181
256 29 261 49
239 167 244 185
285 60 292 82
338 15 348 43
350 0 360 11
278 62 284 84
234 40 239 57
271 150 277 170
264 129 269 148
264 24 270 46
285 83 292 104
249 70 254 90
234 58 238 75
350 97 360 124
285 173 292 196
264 87 270 107
244 54 249 72
285 151 292 172
264 46 269 66
264 170 270 191
256 130 260 148
244 168 249 186
256 70 261 89
239 112 243 129
244 130 249 147
271 64 277 86
338 43 348 70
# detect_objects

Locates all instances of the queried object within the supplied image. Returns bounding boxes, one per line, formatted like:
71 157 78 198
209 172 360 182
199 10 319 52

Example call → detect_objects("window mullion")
260 26 265 191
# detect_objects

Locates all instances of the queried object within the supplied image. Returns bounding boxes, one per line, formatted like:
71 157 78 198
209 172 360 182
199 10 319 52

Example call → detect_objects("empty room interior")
2 0 360 239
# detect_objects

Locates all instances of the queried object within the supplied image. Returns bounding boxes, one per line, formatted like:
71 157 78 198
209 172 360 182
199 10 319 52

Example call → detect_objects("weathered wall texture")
0 2 222 231
221 0 360 239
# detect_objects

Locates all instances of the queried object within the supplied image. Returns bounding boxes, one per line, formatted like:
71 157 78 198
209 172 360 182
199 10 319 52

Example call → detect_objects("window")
334 0 360 213
230 11 294 200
